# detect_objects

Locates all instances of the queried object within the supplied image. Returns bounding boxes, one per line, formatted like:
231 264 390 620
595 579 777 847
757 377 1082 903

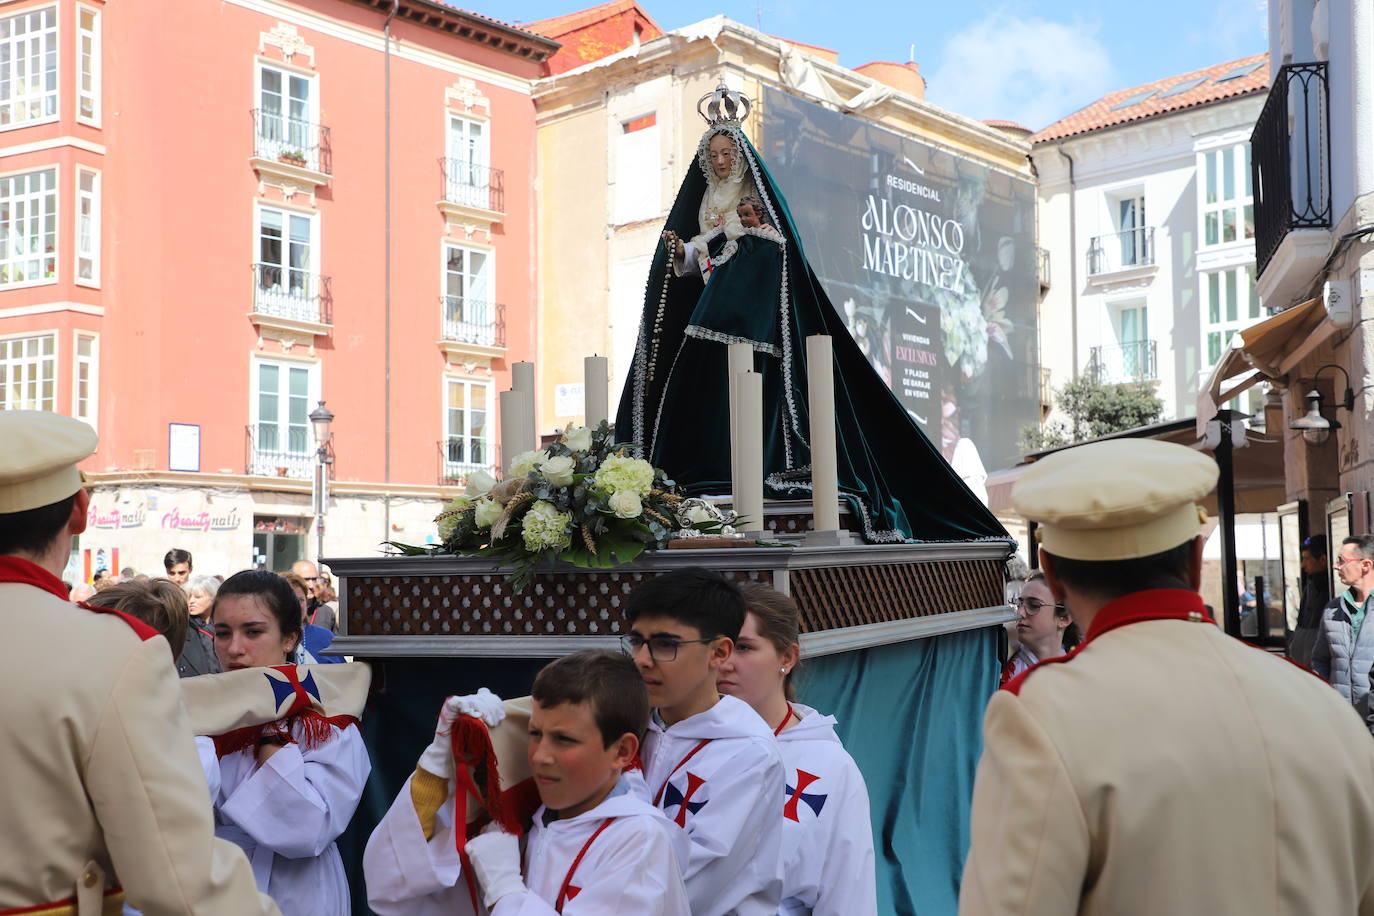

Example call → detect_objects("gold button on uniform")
82 869 97 888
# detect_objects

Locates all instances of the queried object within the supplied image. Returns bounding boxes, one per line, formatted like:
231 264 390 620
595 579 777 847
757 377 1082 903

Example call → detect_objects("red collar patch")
1002 589 1213 695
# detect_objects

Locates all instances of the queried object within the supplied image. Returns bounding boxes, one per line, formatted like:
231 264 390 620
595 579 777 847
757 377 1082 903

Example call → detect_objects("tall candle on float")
584 355 609 427
727 343 754 512
735 370 765 536
806 335 840 532
498 389 529 474
511 361 537 450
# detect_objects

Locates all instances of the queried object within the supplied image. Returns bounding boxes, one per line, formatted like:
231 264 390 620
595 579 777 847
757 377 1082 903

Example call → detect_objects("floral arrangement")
388 422 739 589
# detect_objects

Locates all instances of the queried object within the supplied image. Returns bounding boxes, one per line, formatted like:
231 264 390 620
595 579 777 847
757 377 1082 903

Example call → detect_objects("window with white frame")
444 377 490 474
251 358 318 477
76 168 97 285
255 205 320 321
0 168 57 288
0 6 58 130
1200 144 1254 247
73 332 96 427
257 63 318 169
442 244 493 343
445 115 489 207
1202 265 1262 366
0 333 56 411
76 5 98 125
613 113 661 224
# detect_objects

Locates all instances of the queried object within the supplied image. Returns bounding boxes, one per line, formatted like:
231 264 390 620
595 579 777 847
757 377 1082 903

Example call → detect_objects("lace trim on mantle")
684 325 782 357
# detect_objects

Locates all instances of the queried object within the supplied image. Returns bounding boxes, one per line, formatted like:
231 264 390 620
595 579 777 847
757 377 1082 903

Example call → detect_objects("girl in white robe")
717 583 878 916
209 569 371 916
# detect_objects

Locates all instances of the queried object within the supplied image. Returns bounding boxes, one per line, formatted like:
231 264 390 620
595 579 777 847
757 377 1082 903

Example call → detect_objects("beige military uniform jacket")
961 588 1374 915
0 560 280 916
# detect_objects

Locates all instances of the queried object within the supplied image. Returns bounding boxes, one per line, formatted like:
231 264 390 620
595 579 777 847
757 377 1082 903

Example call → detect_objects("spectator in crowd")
69 582 95 603
280 571 342 664
86 579 188 669
313 576 339 634
1288 535 1330 667
163 548 193 587
290 560 335 631
1313 534 1374 705
120 566 139 581
187 574 220 627
1001 572 1080 685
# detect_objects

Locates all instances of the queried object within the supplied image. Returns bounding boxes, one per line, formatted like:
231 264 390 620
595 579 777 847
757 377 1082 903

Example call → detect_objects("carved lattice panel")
347 568 773 636
789 559 1003 633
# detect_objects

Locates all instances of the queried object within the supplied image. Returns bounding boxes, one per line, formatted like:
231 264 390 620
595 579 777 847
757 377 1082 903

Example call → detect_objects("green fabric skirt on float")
615 126 1007 542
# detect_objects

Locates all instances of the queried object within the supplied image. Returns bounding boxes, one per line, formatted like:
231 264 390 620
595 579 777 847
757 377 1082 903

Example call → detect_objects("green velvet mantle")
614 127 1006 543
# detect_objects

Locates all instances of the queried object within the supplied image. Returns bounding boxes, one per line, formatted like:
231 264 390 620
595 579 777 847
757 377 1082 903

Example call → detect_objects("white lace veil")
696 125 748 185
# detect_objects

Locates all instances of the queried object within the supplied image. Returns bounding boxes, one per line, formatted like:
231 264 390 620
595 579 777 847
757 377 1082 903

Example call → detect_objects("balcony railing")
438 439 493 486
441 298 505 348
1087 340 1158 382
252 110 332 175
1252 62 1330 275
440 159 504 214
245 425 314 480
253 263 333 326
1036 246 1051 289
1087 227 1155 275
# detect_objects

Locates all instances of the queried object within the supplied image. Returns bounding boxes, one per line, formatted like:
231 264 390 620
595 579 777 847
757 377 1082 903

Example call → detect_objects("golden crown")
697 81 752 127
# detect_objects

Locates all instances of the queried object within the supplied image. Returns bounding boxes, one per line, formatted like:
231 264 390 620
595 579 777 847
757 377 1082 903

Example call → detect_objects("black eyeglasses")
620 633 717 662
1010 597 1064 616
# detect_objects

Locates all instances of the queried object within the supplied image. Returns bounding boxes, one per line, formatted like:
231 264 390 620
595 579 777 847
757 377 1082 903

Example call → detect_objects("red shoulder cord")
554 817 617 912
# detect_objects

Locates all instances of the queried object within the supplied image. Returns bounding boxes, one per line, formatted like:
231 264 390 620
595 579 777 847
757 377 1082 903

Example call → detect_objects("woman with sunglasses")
1001 573 1080 685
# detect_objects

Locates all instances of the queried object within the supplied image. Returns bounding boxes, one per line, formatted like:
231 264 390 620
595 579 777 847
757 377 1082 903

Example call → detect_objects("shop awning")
1197 296 1335 434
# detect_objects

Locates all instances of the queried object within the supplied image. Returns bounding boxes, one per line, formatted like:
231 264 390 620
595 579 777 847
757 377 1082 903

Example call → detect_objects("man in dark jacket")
1288 535 1330 666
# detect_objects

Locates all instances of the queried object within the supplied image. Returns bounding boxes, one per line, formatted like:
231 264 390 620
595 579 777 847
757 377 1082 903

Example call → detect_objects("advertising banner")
761 88 1039 474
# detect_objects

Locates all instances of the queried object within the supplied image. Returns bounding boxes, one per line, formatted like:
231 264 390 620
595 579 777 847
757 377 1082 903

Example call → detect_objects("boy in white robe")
624 568 786 915
364 651 690 916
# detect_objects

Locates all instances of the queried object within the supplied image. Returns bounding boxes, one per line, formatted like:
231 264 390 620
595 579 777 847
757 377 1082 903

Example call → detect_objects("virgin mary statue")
614 82 1004 543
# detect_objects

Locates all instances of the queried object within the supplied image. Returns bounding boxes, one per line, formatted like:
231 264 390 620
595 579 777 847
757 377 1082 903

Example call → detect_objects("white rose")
685 504 715 525
473 497 504 529
562 425 593 453
608 490 643 519
539 454 577 488
509 450 545 479
465 470 496 498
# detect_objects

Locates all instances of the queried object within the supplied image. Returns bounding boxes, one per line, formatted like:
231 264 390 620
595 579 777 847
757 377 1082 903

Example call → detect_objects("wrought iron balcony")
245 425 314 480
1087 340 1158 383
440 298 505 348
253 263 332 326
438 439 493 486
439 160 504 215
1087 227 1155 276
1251 62 1330 275
252 110 332 175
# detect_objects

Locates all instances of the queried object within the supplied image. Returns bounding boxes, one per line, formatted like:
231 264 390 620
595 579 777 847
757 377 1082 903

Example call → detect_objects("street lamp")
1287 364 1353 445
309 401 334 563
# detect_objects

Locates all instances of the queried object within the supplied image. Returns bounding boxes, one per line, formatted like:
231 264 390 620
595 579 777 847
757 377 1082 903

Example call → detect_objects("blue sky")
502 0 1268 130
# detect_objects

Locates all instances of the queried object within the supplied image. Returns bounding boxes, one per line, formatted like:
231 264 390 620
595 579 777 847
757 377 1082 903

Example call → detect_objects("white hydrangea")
593 455 655 498
521 500 573 552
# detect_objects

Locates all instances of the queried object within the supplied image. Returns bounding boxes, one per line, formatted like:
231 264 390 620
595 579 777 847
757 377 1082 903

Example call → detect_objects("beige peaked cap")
0 410 97 513
1012 438 1218 561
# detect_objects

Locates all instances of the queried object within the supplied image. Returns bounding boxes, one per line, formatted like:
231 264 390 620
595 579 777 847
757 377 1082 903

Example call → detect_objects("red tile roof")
525 0 658 38
1029 53 1269 144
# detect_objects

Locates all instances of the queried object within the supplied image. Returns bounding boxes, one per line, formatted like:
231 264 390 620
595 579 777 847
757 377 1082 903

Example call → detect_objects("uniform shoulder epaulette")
1000 644 1081 696
77 601 160 641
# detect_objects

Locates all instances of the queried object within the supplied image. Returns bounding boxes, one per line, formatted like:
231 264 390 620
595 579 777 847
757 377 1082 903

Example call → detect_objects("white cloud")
927 12 1117 131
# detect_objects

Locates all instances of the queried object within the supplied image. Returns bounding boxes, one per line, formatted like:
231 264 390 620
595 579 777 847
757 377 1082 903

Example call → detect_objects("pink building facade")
0 0 552 577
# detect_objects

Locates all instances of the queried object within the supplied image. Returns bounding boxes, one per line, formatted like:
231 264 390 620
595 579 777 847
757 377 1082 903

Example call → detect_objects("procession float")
328 83 1015 914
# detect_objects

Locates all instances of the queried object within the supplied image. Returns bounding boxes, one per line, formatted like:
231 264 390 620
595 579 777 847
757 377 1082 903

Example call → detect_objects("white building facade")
1031 57 1269 424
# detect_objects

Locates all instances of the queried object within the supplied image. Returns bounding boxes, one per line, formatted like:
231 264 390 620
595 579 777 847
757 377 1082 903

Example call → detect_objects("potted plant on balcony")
278 149 307 167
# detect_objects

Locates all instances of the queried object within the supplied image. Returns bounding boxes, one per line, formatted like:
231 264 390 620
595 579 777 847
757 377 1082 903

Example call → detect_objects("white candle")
510 363 538 450
499 390 527 474
806 335 839 532
511 362 535 393
736 370 765 536
584 355 609 427
727 343 754 510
